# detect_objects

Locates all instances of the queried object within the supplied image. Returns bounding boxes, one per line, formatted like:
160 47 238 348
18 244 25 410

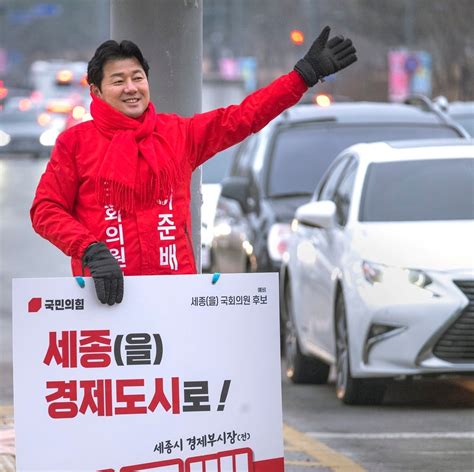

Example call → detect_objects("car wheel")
335 293 386 405
285 281 330 384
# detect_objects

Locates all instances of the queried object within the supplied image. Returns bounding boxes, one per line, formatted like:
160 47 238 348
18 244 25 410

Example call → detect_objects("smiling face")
92 57 150 118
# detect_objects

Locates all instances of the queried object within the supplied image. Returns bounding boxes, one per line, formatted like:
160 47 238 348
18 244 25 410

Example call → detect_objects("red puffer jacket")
30 71 307 276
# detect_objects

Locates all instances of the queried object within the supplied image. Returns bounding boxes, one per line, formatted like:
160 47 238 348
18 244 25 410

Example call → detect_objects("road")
0 155 70 404
282 371 474 471
0 155 473 471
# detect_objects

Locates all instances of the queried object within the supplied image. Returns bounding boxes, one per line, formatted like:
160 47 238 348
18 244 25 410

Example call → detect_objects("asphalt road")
0 155 70 403
1 155 473 472
282 370 474 471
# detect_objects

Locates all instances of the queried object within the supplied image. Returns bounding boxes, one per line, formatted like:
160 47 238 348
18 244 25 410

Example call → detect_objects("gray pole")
110 0 203 272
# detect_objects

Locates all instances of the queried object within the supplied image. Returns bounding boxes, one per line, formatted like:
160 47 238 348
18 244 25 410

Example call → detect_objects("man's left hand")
294 26 357 87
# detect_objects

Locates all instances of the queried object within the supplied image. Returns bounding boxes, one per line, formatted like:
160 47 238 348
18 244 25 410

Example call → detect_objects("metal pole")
110 0 203 272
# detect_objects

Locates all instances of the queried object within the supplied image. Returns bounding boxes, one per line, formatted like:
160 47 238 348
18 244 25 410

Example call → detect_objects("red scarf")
90 93 179 213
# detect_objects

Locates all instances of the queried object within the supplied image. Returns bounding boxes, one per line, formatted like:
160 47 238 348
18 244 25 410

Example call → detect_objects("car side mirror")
220 176 254 213
295 200 337 229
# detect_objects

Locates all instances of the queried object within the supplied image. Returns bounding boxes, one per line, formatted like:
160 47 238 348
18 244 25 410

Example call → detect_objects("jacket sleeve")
187 70 308 169
30 134 98 259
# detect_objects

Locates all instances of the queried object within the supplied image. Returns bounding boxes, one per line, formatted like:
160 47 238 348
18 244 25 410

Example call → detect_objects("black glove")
82 242 124 305
294 26 357 87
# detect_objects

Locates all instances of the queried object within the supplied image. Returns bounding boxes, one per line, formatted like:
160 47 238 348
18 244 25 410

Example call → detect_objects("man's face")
93 57 150 118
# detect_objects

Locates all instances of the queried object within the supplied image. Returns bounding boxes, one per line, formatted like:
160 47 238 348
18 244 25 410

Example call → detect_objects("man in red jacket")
31 27 356 305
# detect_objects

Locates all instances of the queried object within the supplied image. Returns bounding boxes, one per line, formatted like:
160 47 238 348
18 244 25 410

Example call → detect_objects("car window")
360 158 474 221
451 113 474 136
334 159 358 226
202 145 237 184
318 155 352 201
231 134 258 178
266 123 460 198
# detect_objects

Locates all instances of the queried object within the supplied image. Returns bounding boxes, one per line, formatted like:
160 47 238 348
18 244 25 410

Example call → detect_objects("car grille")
433 280 474 363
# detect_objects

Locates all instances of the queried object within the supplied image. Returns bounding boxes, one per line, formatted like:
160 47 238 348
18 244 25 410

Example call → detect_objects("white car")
280 139 474 404
448 101 474 137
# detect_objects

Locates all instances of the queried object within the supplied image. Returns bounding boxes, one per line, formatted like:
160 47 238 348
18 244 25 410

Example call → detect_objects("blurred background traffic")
0 0 473 159
1 0 474 98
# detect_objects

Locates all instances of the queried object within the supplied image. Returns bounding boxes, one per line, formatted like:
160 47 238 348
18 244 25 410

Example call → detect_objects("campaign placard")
13 273 283 472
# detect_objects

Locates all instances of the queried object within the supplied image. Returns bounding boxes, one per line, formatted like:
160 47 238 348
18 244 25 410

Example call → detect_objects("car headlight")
267 223 292 262
0 130 11 147
39 128 60 146
362 260 432 289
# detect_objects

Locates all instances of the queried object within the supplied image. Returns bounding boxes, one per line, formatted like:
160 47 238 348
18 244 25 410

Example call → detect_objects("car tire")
285 281 330 384
335 293 386 405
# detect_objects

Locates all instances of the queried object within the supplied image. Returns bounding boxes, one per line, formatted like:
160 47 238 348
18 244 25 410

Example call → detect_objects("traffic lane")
0 154 70 405
282 374 474 471
0 154 70 278
284 423 364 471
305 434 473 472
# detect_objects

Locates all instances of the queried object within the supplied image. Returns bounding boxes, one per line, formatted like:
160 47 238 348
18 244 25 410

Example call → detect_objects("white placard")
13 273 284 472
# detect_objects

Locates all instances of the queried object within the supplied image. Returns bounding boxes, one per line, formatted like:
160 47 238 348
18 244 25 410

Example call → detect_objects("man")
30 26 357 306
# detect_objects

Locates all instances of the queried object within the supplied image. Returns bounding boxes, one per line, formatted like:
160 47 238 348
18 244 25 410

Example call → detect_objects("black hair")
87 40 150 90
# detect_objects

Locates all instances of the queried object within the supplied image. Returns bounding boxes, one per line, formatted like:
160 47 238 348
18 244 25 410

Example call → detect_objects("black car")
211 102 467 275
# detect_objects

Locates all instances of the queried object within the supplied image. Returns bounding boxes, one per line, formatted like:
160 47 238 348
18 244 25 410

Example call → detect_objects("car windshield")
267 123 460 197
360 158 474 222
451 114 474 136
202 145 236 184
